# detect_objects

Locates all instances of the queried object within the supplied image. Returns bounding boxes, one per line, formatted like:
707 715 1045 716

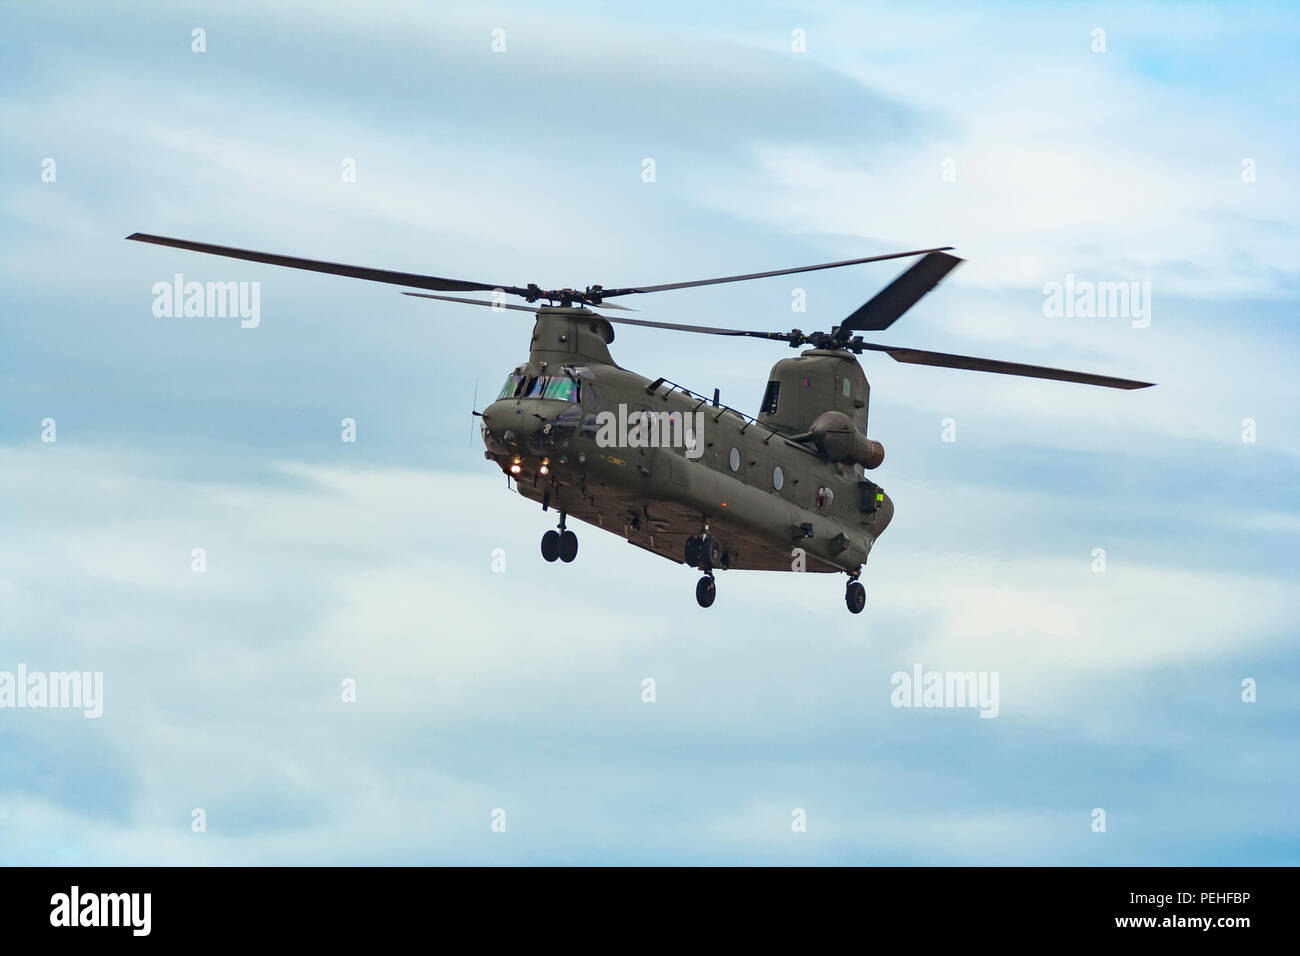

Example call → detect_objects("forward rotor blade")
127 233 527 295
599 314 790 340
586 300 638 311
405 293 778 338
403 291 642 312
403 292 538 314
861 343 1155 389
598 246 954 298
839 251 963 333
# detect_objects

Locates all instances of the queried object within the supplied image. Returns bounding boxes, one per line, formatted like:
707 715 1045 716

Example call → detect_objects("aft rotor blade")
861 343 1155 389
126 233 527 295
839 251 963 333
403 292 539 314
598 246 954 298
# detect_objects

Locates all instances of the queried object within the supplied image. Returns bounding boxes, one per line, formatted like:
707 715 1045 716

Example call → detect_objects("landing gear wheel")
695 575 716 608
846 580 866 614
703 535 723 568
541 529 560 562
684 536 702 568
559 529 578 563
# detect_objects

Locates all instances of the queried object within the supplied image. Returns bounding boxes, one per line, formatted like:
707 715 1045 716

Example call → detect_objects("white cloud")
3 447 1294 861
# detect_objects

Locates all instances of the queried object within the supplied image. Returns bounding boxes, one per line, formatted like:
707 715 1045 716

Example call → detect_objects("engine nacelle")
806 410 884 469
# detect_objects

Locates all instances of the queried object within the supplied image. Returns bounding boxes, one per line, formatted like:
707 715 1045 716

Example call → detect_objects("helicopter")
126 233 1154 612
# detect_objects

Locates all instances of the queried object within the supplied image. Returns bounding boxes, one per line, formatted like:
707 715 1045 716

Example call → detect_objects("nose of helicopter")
481 399 581 454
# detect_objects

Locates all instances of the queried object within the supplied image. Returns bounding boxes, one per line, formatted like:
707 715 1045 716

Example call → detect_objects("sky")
1 0 1297 864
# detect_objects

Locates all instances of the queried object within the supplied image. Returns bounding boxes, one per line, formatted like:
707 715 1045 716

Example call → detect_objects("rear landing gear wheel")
541 530 560 562
559 529 578 563
684 536 702 568
695 575 716 608
846 579 866 614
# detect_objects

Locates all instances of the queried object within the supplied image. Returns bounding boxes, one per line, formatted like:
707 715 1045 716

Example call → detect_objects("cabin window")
773 465 784 491
729 447 740 472
761 381 780 414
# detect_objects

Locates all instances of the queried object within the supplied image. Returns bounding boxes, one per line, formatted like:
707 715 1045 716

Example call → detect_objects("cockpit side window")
761 381 781 414
498 374 524 399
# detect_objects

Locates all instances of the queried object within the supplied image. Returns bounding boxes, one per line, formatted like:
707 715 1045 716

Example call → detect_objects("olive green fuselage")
480 308 894 574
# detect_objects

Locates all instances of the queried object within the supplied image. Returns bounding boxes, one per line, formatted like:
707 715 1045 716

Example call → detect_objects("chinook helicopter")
126 233 1154 612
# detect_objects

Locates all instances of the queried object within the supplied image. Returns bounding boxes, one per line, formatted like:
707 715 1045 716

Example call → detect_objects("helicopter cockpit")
497 373 582 403
483 369 594 457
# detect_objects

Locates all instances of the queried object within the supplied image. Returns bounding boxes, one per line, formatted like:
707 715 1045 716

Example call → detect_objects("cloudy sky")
1 0 1297 864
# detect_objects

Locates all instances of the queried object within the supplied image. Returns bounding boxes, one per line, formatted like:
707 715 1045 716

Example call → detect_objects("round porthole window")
773 465 784 490
729 447 741 471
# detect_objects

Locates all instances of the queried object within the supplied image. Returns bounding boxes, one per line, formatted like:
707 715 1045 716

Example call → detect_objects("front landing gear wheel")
846 580 866 614
695 575 716 608
541 530 560 562
559 529 578 563
685 535 723 570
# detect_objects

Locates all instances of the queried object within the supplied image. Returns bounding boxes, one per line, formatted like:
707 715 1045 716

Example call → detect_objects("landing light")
510 457 522 475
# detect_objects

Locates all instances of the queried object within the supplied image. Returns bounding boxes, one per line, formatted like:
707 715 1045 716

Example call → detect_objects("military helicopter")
127 233 1154 612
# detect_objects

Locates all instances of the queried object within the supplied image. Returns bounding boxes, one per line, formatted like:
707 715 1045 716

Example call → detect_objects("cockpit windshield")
497 373 581 402
542 378 579 402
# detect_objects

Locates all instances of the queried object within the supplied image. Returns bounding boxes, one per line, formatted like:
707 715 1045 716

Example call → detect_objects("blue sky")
1 0 1297 864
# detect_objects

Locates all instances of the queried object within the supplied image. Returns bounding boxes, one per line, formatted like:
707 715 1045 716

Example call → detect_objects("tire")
703 535 723 568
695 575 716 608
559 529 578 563
846 580 866 614
541 529 560 562
683 536 702 568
